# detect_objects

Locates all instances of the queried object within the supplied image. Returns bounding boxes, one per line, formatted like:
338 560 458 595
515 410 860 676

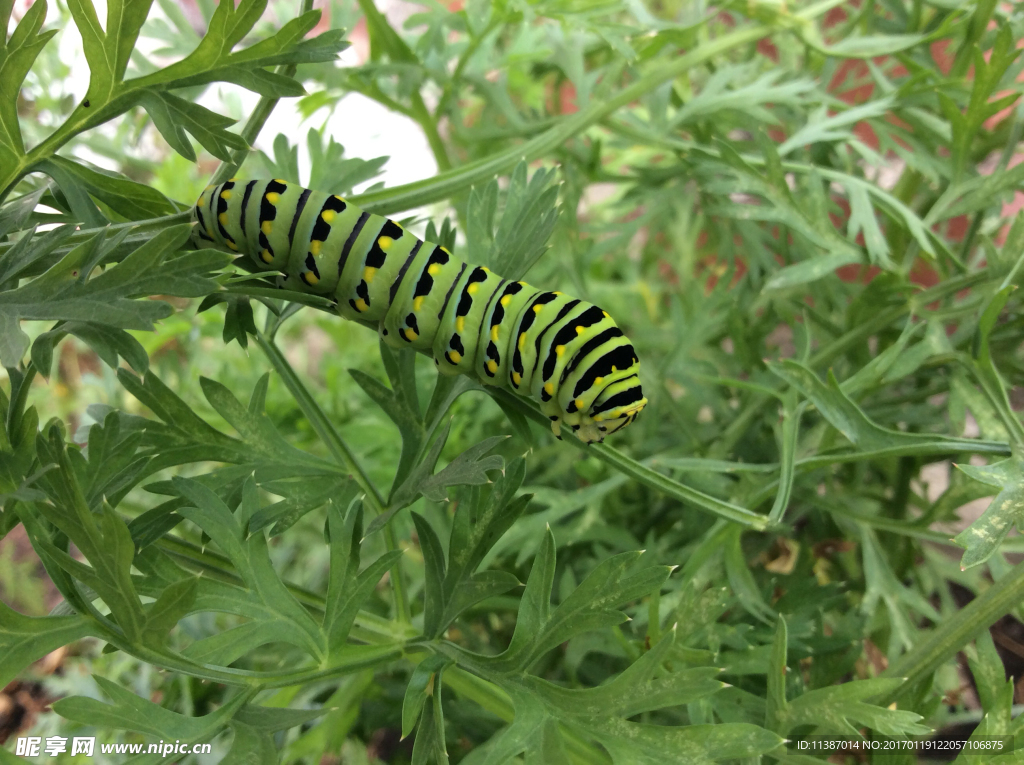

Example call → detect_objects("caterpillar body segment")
192 180 647 443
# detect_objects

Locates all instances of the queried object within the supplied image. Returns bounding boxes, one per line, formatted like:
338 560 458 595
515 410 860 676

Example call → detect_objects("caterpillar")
191 179 647 443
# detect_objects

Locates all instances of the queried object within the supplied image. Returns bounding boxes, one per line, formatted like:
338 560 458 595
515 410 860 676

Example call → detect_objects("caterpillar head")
562 375 647 444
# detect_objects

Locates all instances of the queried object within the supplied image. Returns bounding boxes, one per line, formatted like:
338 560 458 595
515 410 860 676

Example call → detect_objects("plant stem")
349 23 772 216
153 528 415 643
488 388 777 531
207 0 317 186
253 331 412 625
880 557 1024 700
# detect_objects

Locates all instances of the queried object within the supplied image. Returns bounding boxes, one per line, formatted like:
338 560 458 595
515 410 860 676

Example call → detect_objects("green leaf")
966 629 1006 715
142 575 198 645
723 526 775 624
323 498 403 653
0 0 57 162
249 475 353 536
306 128 388 195
402 653 452 739
783 677 930 737
367 422 504 535
411 685 450 765
466 676 782 765
29 434 148 640
859 526 940 657
0 600 92 688
0 225 229 367
527 628 725 719
440 570 522 634
779 99 895 156
350 363 425 493
766 616 928 737
0 381 41 502
470 160 561 280
56 675 250 738
591 720 780 764
419 435 506 502
412 511 447 638
182 619 297 666
954 453 1024 570
807 33 927 58
768 359 972 453
39 156 176 220
488 528 671 672
670 64 814 127
0 224 75 288
199 375 334 471
33 321 150 378
139 90 249 162
222 722 278 765
970 286 1024 448
172 475 327 660
233 704 326 733
765 617 789 733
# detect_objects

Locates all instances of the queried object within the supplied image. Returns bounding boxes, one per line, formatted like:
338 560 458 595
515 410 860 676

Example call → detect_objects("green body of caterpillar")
192 179 647 442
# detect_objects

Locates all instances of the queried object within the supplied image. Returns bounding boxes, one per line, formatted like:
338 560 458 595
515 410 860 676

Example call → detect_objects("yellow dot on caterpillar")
218 212 228 225
406 329 418 341
487 360 498 373
450 351 462 364
512 372 522 386
491 325 499 341
440 246 451 254
456 317 465 333
261 221 273 235
482 266 490 272
593 414 605 422
544 382 554 395
310 240 322 256
428 263 441 276
305 272 319 285
334 195 345 202
533 304 543 313
553 291 562 296
321 209 336 223
378 236 393 251
220 189 232 199
196 197 206 207
354 298 368 312
518 333 526 350
611 366 617 372
500 295 511 307
261 250 273 263
556 345 565 356
467 283 479 295
266 192 280 204
602 311 610 319
229 177 238 182
576 398 585 409
226 240 238 251
273 178 286 184
413 296 424 311
364 267 376 283
575 325 584 335
595 376 603 385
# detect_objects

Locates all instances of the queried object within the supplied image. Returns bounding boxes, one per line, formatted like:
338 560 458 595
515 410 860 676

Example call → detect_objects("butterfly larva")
192 179 647 442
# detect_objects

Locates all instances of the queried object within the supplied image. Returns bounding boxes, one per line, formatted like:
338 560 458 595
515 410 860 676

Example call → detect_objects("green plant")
2 0 1024 762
